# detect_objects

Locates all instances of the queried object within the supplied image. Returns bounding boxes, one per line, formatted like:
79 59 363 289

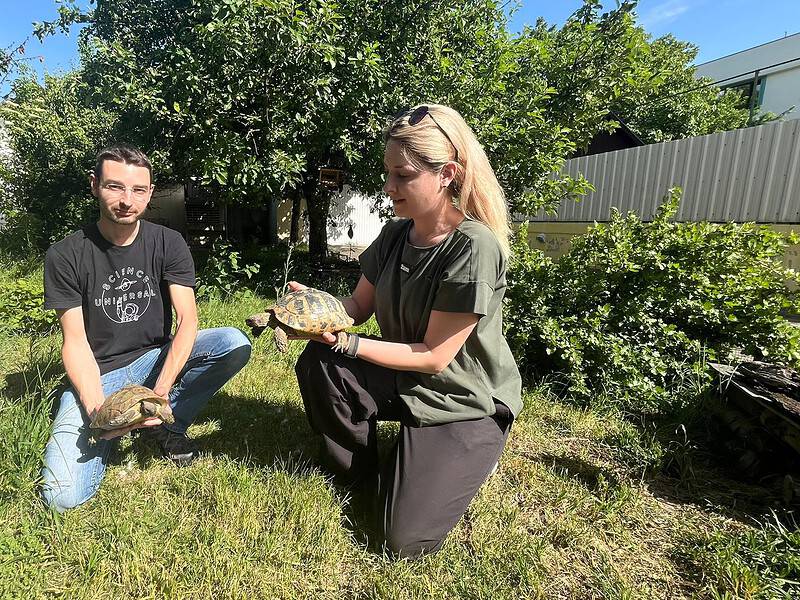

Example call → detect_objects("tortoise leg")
332 331 349 353
274 326 289 353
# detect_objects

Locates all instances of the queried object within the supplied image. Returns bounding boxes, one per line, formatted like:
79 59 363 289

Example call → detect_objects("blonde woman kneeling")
292 104 522 557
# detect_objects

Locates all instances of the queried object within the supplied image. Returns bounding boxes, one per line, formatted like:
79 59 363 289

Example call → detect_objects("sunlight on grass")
0 291 796 598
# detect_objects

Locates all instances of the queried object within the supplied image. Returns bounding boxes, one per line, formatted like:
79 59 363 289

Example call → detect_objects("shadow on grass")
119 391 320 471
525 402 791 524
646 447 790 519
4 371 66 427
635 413 794 521
536 452 621 491
200 391 320 467
3 351 66 411
183 389 385 551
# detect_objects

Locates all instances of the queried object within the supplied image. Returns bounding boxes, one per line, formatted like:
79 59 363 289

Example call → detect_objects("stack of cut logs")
710 361 800 503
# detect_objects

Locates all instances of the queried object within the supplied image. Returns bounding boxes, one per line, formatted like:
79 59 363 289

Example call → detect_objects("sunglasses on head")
406 105 459 161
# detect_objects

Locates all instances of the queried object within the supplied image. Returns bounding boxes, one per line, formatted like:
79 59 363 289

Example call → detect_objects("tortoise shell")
272 288 353 333
90 385 175 431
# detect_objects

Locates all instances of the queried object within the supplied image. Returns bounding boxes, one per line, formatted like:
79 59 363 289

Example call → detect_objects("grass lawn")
1 294 798 599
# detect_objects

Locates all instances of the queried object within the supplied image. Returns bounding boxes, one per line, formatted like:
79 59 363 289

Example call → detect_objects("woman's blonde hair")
385 103 512 256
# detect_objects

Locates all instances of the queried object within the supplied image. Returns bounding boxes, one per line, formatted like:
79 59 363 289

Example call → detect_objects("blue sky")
509 0 800 65
2 0 799 92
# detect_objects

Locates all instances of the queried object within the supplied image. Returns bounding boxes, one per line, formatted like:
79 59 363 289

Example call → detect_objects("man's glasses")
101 182 152 201
407 105 459 161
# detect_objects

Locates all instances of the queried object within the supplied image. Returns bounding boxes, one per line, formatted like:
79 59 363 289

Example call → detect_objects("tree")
74 0 529 255
28 0 751 256
1 41 39 94
523 5 750 147
67 0 662 255
610 35 749 143
0 71 117 251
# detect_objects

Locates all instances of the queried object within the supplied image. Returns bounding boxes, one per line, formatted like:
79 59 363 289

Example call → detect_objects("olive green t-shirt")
359 217 522 426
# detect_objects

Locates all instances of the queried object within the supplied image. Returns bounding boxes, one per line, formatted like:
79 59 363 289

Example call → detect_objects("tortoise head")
140 399 175 425
245 310 276 337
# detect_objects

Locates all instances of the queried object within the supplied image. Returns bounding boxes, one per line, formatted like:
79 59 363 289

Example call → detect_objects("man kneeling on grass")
41 143 251 512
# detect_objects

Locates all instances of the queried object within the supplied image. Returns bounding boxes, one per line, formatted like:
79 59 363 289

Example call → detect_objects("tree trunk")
303 177 329 259
289 188 302 245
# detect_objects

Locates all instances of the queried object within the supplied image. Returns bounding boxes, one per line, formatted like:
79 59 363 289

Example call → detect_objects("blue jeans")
41 327 251 512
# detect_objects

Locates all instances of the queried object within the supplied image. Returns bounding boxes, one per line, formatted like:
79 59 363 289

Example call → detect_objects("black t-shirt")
44 221 195 375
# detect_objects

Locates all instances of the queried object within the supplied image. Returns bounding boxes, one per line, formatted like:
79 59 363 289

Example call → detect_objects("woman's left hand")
287 331 337 345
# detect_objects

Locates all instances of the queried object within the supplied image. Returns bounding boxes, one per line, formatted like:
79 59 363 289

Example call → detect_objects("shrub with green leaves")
506 190 800 414
196 239 260 300
0 267 55 336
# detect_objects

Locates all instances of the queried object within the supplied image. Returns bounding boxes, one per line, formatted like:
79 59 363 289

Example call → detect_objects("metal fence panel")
525 119 800 223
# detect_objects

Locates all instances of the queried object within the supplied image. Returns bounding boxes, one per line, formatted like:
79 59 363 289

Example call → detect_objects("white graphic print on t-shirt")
93 266 156 323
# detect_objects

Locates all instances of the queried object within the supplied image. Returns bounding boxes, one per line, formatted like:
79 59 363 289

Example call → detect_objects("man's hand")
153 283 197 401
152 383 171 399
83 397 106 422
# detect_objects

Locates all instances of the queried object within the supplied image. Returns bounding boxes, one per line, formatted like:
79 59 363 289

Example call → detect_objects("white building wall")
695 32 800 120
276 185 389 251
762 68 800 118
327 186 389 247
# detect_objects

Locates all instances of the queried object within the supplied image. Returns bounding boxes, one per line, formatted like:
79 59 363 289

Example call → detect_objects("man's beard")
101 205 143 225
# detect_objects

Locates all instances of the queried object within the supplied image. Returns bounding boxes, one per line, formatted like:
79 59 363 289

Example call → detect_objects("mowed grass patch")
0 292 797 598
1 459 354 599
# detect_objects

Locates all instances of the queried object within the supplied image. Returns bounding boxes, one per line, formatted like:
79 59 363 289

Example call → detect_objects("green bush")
506 191 800 414
0 267 55 336
196 239 260 300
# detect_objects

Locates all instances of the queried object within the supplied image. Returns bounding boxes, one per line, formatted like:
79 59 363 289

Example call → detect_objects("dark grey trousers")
295 341 512 558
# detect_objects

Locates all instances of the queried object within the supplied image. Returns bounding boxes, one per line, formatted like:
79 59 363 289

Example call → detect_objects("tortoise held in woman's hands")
90 385 175 431
246 288 353 353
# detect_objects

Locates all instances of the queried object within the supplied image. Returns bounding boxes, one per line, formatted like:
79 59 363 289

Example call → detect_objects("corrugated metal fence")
526 119 800 223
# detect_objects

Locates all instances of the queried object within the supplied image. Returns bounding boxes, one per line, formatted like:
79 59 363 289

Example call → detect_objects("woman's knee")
383 526 445 559
295 341 330 376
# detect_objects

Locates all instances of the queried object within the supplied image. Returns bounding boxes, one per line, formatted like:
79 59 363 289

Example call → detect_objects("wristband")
346 333 360 358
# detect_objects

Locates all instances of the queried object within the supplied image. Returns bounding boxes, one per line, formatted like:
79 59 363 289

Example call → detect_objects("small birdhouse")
319 168 344 191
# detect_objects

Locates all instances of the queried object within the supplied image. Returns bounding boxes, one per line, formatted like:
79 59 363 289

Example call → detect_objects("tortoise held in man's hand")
90 385 175 431
245 288 354 353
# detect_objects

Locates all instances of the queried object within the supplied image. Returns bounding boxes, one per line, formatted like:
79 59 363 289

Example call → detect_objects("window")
721 76 766 110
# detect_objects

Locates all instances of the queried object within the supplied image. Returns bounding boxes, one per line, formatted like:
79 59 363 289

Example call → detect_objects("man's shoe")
140 425 198 467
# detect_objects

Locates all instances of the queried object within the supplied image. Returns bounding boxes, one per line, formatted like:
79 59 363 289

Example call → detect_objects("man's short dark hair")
94 144 153 181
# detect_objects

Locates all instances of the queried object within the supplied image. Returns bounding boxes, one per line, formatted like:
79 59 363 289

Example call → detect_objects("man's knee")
212 327 252 369
41 480 92 513
42 489 77 513
215 327 251 353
